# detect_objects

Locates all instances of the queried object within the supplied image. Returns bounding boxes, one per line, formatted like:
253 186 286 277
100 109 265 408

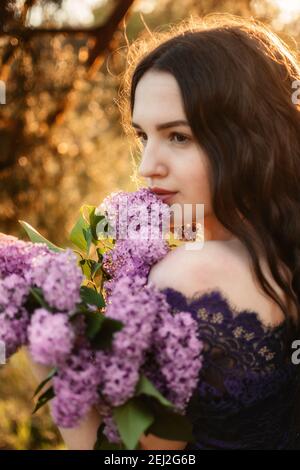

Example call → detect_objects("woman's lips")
155 192 178 203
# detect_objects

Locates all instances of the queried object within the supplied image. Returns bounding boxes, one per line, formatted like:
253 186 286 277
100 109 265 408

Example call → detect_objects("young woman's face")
132 70 212 228
131 69 241 242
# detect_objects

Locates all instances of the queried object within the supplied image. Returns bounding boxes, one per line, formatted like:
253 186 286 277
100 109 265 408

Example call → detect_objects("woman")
27 14 300 449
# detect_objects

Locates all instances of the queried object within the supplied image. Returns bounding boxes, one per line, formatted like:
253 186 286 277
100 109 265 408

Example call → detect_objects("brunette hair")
119 14 300 336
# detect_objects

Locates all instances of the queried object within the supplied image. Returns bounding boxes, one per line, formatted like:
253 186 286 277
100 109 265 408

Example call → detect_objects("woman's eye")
135 131 190 145
136 132 147 143
170 132 190 144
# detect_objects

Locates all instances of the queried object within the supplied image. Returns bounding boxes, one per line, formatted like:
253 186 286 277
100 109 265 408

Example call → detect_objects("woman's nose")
138 161 168 179
138 147 168 179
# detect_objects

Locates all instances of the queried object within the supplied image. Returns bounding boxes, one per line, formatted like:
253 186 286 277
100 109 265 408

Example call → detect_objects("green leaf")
29 287 49 309
85 311 105 339
144 398 195 442
32 368 57 399
91 262 102 278
32 386 55 414
69 213 90 252
79 259 102 280
93 422 126 450
79 259 90 278
96 249 104 263
81 205 95 222
90 317 123 350
19 221 63 252
89 208 105 241
24 288 47 314
135 374 173 408
113 396 154 450
80 286 105 308
83 227 93 255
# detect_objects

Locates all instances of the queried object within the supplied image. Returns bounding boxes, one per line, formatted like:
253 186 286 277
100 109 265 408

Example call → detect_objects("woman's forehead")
132 71 185 124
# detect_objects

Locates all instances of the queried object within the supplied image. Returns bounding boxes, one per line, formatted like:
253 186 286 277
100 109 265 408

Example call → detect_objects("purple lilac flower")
146 307 203 414
28 308 75 366
93 272 203 445
97 188 170 241
102 238 169 297
98 189 171 296
95 353 140 408
0 274 31 358
0 308 29 357
51 346 101 428
0 238 48 279
0 274 31 316
94 275 166 407
102 413 122 444
104 276 154 360
30 249 83 312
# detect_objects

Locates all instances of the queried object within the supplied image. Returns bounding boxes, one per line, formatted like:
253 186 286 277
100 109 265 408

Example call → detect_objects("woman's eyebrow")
131 120 190 130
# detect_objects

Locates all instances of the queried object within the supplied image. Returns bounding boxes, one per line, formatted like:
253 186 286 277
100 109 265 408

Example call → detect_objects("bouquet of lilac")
0 237 120 430
0 188 203 450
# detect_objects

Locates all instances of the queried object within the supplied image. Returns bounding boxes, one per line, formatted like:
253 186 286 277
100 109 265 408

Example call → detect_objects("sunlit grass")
0 349 65 450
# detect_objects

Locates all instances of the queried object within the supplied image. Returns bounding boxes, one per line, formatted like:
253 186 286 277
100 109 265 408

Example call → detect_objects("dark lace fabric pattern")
159 287 300 450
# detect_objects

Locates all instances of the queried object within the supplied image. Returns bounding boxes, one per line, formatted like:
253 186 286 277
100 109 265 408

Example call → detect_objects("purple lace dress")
160 287 300 450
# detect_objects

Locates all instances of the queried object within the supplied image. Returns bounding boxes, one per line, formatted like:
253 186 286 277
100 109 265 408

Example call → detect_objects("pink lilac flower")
0 238 48 279
28 308 75 366
0 274 31 357
30 249 83 312
95 275 169 407
97 188 170 241
51 346 101 427
102 414 122 444
0 190 204 446
0 308 29 357
0 274 31 317
98 189 171 296
94 274 203 416
102 238 169 297
151 310 203 413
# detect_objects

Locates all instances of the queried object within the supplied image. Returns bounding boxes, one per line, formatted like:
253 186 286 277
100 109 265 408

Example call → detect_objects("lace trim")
159 286 287 335
153 285 300 450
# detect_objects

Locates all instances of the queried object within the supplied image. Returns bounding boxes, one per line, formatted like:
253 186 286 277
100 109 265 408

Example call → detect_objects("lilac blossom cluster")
97 189 171 296
0 189 203 446
0 237 48 279
51 345 101 427
91 189 203 444
0 236 98 428
95 275 160 407
30 249 83 312
0 238 49 357
0 239 83 365
146 307 203 413
27 308 75 366
0 274 30 356
94 274 203 443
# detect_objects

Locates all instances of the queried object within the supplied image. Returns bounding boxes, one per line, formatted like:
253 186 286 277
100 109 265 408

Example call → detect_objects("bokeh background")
1 0 300 450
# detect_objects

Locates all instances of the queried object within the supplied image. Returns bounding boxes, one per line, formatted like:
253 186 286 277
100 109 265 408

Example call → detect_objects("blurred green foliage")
0 348 65 449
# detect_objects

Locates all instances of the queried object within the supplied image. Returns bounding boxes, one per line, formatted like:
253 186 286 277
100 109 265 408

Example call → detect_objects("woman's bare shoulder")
147 239 287 327
147 240 229 295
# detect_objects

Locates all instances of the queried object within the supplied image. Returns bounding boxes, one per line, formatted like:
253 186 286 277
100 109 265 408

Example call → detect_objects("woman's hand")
139 432 187 450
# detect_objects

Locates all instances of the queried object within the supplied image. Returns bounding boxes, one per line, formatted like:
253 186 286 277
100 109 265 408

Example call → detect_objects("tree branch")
0 0 135 39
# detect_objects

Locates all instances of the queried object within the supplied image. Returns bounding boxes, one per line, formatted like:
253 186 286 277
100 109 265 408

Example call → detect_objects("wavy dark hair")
118 14 300 338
